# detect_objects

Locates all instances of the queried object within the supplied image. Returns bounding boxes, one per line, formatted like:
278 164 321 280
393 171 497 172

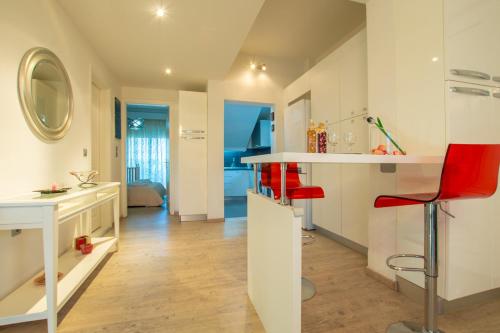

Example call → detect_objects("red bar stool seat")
261 162 325 201
286 186 325 200
374 144 500 333
260 162 325 302
374 192 438 208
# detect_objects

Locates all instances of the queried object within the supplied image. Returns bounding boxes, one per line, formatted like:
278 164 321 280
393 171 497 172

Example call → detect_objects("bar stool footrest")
386 254 426 273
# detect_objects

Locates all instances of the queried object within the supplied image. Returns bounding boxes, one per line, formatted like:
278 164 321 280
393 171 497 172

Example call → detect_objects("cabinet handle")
181 135 205 140
450 69 491 80
493 76 500 83
449 86 490 96
182 129 205 134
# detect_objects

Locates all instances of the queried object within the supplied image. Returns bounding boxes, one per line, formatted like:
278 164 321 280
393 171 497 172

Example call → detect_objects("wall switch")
83 148 88 157
11 229 22 237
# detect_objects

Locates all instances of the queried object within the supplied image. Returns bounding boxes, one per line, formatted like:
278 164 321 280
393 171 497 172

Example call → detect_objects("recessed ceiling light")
431 56 439 62
250 62 257 70
165 68 172 75
155 7 166 17
261 64 267 71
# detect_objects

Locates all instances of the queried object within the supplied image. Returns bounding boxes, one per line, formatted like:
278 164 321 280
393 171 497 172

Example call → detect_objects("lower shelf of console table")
0 236 117 325
0 182 120 333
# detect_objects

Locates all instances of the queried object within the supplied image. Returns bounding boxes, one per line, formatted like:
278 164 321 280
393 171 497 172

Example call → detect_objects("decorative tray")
34 187 71 194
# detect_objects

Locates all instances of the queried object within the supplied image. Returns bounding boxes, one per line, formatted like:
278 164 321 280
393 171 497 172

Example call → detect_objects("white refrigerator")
284 98 314 230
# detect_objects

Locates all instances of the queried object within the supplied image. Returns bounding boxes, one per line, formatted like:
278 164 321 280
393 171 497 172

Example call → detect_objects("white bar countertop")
242 152 444 164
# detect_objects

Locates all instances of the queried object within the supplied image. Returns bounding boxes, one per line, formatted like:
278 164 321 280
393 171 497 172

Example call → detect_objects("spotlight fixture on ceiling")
165 68 172 75
250 62 267 72
155 7 166 17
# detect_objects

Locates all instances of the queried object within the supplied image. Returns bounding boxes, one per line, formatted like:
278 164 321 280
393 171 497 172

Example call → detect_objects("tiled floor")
2 207 500 332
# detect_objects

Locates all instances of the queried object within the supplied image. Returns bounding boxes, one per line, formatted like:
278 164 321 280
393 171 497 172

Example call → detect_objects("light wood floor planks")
2 207 500 332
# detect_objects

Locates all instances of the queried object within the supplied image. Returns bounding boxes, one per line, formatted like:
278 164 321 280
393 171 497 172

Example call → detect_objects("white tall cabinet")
307 29 370 247
178 91 208 221
366 0 500 300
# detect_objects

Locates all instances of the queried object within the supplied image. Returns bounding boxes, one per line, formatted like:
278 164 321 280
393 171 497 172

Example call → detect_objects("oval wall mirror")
18 47 73 141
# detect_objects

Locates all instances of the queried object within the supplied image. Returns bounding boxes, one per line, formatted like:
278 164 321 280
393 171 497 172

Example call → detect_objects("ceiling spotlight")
165 68 172 75
250 61 267 72
155 7 166 17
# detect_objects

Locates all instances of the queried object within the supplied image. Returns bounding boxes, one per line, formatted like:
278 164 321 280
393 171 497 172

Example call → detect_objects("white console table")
0 182 120 333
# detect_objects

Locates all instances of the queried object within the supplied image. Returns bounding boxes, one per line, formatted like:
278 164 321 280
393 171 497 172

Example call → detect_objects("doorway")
126 103 170 210
224 100 273 219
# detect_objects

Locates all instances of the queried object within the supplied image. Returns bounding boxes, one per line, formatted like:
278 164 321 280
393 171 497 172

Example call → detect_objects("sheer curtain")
127 119 169 188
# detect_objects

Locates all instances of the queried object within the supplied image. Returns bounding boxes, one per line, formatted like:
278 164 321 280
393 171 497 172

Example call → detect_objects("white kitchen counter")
242 152 443 164
244 152 444 333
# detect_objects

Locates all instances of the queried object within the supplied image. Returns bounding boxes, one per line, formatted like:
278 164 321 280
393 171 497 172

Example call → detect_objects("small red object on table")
80 243 94 255
75 235 90 250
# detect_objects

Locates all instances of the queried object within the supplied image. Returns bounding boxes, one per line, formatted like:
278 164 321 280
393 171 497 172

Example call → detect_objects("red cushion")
287 186 325 200
374 192 438 208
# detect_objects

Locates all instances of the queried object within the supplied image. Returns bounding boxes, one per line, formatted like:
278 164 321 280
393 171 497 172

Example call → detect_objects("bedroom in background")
126 103 170 209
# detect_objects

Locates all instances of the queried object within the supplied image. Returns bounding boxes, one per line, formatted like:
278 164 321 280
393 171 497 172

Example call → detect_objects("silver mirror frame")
18 47 74 142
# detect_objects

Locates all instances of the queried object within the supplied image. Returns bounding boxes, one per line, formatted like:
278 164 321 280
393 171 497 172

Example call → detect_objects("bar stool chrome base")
387 321 443 333
301 277 316 301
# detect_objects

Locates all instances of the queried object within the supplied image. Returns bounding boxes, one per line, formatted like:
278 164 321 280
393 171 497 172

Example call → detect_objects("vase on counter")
307 119 317 153
317 122 327 153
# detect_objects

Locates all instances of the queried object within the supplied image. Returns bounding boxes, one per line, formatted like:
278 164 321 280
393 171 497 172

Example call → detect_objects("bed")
127 166 167 207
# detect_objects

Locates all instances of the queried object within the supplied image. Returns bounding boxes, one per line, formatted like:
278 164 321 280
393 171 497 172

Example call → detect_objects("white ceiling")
57 0 265 91
239 0 366 84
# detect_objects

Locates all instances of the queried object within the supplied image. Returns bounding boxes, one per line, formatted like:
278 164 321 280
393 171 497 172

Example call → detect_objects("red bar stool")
260 162 324 202
261 162 325 301
374 144 500 333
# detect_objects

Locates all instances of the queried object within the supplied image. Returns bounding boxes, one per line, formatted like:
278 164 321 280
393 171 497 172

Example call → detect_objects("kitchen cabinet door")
445 81 497 143
340 164 369 247
310 52 341 124
445 0 500 87
224 170 252 197
312 164 342 234
339 115 369 246
340 29 368 120
444 81 500 298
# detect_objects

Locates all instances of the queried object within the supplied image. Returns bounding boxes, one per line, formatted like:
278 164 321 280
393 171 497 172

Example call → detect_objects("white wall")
207 54 285 220
120 87 179 216
0 0 120 298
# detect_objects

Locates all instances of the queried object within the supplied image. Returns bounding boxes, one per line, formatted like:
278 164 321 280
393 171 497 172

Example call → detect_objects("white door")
284 99 313 229
444 0 500 87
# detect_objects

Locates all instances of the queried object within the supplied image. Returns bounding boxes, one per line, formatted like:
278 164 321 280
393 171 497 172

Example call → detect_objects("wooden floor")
3 207 500 332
